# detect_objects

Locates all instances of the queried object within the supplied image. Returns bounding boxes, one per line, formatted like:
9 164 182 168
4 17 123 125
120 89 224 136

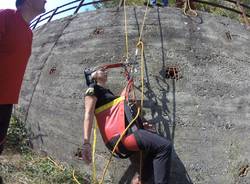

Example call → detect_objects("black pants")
134 129 172 184
0 104 13 155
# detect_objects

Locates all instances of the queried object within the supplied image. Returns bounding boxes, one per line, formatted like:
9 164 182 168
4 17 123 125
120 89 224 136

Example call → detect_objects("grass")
0 116 91 184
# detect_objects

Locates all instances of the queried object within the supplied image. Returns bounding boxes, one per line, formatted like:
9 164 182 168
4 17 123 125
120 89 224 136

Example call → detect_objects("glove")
82 143 92 164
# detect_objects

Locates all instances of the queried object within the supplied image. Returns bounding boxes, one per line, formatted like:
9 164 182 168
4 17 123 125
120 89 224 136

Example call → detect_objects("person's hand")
143 122 156 133
82 143 92 164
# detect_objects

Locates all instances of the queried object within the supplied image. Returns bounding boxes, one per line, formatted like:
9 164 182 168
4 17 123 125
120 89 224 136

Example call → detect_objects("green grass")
97 0 247 24
0 116 90 184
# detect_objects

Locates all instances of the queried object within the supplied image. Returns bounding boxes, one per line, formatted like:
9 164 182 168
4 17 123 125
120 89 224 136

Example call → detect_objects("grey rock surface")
16 7 250 184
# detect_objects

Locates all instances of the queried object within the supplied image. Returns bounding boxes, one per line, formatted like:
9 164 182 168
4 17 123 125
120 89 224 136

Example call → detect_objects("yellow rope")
135 2 150 181
136 41 144 109
183 0 197 17
96 1 149 183
136 39 145 182
138 0 150 43
98 35 146 184
92 119 98 183
124 0 129 59
47 156 65 171
46 156 82 184
98 38 146 184
72 169 81 184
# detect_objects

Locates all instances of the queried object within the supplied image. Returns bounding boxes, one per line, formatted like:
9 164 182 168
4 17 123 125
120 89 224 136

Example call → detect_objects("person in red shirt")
0 0 47 154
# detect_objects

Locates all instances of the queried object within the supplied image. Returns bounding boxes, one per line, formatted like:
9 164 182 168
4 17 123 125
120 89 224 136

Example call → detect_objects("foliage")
0 153 90 184
94 0 250 23
1 116 91 184
6 116 30 153
195 0 249 20
93 0 176 8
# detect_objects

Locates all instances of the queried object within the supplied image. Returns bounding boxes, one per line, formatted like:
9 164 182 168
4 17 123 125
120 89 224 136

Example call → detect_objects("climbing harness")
183 0 198 17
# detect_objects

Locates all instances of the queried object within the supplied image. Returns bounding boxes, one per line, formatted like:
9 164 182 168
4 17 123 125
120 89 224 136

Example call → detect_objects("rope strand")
183 0 198 17
97 2 149 183
124 0 129 59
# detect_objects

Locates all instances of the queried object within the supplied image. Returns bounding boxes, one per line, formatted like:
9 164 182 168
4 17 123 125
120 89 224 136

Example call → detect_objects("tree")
94 0 250 24
94 0 176 9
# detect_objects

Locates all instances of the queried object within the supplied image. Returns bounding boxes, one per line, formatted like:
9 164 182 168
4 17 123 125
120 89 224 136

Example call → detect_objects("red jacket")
0 9 33 104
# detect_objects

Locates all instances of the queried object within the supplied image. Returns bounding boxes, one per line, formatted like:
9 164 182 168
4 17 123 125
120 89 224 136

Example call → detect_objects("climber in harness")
82 64 172 184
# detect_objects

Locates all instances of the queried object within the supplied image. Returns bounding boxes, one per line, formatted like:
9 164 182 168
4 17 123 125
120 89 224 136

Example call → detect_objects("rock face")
16 7 250 184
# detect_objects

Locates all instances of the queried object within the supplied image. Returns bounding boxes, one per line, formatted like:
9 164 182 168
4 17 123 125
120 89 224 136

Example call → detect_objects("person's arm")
82 95 97 164
83 95 97 143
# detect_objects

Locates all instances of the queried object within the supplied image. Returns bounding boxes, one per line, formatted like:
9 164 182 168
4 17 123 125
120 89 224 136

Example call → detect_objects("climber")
0 0 47 155
82 66 172 184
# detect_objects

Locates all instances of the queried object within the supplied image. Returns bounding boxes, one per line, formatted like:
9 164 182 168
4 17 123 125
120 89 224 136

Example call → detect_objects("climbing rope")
92 120 98 183
138 0 150 44
136 41 145 109
183 0 198 17
47 156 82 184
47 156 65 171
124 0 129 59
73 169 81 184
98 41 146 184
136 40 145 183
91 0 149 183
133 1 150 179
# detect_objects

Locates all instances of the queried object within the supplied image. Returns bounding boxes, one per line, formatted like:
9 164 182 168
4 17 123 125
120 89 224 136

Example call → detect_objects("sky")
0 0 95 27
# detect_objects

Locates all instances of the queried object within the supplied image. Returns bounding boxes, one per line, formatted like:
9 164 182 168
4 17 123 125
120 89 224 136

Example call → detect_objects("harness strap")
95 96 125 114
95 78 134 115
106 135 134 159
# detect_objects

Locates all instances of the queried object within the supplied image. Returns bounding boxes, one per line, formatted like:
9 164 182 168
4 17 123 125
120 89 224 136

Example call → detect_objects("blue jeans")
151 0 168 6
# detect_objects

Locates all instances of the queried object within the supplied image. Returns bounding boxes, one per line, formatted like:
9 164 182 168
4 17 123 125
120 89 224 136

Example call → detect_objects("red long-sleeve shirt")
0 9 33 104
